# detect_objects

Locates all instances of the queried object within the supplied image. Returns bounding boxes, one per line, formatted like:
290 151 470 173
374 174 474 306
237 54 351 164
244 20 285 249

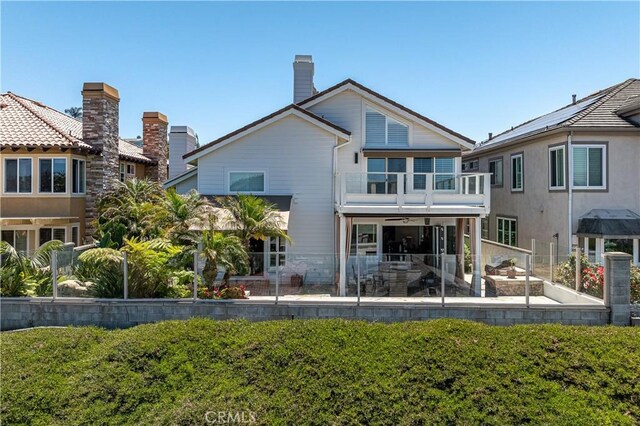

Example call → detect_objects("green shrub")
2 319 639 424
631 266 640 304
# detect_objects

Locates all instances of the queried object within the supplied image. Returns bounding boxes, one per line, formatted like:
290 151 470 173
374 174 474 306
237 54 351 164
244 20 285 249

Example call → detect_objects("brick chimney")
142 112 169 182
82 82 120 239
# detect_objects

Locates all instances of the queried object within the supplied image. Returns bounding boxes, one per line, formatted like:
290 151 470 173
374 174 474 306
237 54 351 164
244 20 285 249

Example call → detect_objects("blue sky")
2 1 639 144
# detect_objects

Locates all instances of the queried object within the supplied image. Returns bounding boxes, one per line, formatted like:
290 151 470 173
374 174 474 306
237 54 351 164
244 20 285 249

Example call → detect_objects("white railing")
337 172 491 211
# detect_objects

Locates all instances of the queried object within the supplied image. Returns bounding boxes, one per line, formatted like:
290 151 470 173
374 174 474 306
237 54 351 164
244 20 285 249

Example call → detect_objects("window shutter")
365 109 386 145
387 120 408 145
573 147 587 186
588 147 603 186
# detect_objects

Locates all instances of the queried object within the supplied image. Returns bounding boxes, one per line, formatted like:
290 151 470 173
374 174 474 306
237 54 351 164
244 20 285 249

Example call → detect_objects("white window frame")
496 217 517 247
548 146 566 190
72 158 86 194
1 229 30 253
268 236 286 269
572 144 607 190
119 162 136 182
510 153 523 192
38 157 67 194
488 157 503 187
71 225 80 246
364 104 411 147
3 157 33 194
227 171 266 194
38 227 66 246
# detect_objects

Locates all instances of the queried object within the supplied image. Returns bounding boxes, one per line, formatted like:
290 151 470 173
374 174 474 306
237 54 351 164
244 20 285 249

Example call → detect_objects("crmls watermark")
204 411 257 424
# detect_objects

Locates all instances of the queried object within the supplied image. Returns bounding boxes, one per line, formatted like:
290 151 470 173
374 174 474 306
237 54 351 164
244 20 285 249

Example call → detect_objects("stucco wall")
472 130 640 252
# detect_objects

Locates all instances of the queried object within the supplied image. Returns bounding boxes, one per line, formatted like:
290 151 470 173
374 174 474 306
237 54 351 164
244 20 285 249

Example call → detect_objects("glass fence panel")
278 253 337 297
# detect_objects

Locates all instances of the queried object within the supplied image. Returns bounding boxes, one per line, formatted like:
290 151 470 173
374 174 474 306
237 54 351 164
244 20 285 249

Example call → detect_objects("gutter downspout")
567 131 573 255
333 136 352 292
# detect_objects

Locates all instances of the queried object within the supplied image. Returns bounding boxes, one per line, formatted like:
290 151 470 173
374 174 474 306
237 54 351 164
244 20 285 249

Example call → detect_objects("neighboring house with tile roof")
464 78 640 266
168 55 490 296
0 83 168 249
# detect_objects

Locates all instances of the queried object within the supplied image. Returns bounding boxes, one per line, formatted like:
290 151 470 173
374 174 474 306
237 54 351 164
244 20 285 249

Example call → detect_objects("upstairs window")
39 158 66 193
4 158 32 193
365 107 408 146
72 159 86 194
229 172 265 193
511 153 523 192
413 157 455 190
573 145 605 189
488 158 503 187
549 146 565 189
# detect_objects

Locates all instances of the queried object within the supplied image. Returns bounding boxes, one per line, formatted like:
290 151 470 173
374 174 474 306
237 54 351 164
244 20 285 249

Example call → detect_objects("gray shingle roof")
0 92 155 164
475 78 640 151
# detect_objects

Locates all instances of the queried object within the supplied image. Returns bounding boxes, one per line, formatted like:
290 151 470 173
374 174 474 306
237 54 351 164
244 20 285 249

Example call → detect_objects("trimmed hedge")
2 319 639 425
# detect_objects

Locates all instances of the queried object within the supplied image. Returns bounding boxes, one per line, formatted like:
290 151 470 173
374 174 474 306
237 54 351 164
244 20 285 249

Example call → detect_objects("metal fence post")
52 251 58 300
531 239 536 274
357 253 361 306
575 246 582 292
123 251 128 300
441 254 446 307
525 254 530 307
550 242 555 282
275 252 280 305
193 250 198 301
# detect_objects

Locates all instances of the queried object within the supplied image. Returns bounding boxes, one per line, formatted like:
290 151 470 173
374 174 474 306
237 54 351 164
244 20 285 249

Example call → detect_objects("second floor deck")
336 172 491 215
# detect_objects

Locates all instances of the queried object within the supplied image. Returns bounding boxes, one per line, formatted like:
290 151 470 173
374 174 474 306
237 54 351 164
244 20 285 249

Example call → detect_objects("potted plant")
507 258 517 279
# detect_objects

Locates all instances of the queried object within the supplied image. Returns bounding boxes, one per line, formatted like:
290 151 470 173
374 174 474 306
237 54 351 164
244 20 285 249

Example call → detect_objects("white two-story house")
166 56 490 296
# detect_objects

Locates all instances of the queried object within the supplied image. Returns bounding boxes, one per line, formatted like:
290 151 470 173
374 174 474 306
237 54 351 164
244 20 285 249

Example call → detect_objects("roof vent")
488 132 493 140
572 94 577 105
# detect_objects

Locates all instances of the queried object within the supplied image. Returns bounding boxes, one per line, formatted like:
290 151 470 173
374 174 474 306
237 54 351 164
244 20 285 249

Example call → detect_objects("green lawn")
2 319 639 425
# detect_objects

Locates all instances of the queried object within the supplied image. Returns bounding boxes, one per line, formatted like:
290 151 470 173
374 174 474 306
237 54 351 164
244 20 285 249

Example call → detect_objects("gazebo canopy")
576 209 640 238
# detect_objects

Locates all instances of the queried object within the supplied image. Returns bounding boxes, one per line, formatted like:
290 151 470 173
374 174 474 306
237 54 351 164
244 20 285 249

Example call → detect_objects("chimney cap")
294 55 313 63
142 111 168 124
82 82 120 101
170 125 195 136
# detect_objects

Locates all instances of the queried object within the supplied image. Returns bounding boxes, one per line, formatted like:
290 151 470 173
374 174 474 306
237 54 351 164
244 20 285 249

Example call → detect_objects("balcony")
337 172 491 215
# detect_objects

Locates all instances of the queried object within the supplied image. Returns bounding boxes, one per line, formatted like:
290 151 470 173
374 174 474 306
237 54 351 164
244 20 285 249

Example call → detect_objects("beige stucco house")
0 83 168 251
465 78 640 265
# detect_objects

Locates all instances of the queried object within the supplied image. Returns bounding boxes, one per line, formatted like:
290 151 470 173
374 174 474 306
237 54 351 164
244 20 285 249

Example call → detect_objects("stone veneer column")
142 112 169 182
603 252 632 326
82 83 120 240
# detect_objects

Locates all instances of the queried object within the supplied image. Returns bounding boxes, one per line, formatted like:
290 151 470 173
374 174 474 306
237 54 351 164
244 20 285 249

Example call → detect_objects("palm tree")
0 240 64 296
64 107 82 118
162 189 214 247
218 194 291 248
96 178 166 247
200 230 248 287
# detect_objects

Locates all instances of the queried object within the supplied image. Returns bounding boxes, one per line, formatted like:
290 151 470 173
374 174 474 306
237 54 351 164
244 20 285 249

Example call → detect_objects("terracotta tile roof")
474 78 640 151
0 92 155 163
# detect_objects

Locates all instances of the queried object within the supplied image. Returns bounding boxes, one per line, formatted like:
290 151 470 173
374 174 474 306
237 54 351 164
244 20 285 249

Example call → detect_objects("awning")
576 209 640 238
190 195 291 231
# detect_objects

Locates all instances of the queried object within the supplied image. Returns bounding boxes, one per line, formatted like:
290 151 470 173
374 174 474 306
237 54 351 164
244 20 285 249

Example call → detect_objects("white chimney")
168 126 196 179
293 55 316 103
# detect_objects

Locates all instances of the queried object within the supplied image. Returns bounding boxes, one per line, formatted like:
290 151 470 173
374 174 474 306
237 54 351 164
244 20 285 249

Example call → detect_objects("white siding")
196 115 336 254
308 89 463 175
174 173 197 193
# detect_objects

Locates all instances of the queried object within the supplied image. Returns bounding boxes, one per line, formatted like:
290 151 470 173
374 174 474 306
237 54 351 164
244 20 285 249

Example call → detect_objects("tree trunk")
203 261 217 289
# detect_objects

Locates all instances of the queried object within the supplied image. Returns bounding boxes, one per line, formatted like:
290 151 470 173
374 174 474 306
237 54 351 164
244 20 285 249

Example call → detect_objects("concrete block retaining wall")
0 298 611 331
